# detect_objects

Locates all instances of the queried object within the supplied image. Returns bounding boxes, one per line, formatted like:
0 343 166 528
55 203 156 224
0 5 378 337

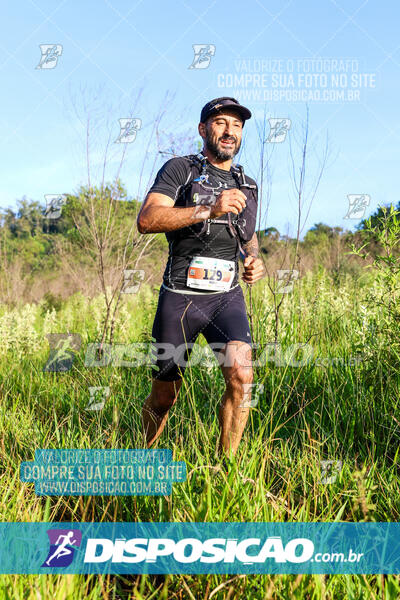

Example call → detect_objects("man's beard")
205 128 241 161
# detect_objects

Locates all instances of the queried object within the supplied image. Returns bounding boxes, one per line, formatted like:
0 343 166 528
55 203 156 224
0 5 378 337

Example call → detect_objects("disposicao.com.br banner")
0 522 398 574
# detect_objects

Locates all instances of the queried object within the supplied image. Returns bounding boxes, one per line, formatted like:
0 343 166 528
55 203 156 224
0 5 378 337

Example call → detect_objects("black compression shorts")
151 284 252 381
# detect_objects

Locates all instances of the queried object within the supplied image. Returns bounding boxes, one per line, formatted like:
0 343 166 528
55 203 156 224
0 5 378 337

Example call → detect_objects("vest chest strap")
207 217 246 225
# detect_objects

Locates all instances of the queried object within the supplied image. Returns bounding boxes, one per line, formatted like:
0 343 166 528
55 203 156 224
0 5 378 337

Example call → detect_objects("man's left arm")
241 233 265 285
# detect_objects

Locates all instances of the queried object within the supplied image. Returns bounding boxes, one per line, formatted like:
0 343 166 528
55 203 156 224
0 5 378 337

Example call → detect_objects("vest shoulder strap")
176 153 207 197
231 163 257 190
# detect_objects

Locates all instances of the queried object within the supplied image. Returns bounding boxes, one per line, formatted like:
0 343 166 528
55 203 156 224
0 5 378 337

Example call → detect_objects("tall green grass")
1 268 399 599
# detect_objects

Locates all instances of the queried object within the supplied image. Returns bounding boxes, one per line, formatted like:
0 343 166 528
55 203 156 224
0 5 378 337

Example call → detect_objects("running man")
137 97 265 457
45 531 77 566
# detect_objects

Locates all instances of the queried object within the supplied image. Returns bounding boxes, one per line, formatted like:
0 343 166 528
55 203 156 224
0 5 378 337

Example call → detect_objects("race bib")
186 256 235 292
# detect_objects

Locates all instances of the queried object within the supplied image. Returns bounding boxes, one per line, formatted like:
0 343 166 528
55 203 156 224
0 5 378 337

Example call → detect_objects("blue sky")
0 0 399 235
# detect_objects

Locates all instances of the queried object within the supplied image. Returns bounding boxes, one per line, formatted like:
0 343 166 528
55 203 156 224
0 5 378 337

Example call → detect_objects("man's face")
200 109 243 160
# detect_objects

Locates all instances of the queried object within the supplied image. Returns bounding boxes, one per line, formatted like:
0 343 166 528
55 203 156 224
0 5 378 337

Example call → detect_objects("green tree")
357 201 400 231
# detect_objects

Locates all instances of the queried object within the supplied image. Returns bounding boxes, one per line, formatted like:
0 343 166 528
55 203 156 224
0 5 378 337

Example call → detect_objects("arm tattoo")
242 233 259 258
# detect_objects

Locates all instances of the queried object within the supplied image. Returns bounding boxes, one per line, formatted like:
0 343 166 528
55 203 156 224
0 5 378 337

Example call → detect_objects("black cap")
200 97 252 125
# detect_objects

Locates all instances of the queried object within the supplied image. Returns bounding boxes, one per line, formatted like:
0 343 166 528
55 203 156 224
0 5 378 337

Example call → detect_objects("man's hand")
210 189 246 218
242 256 265 285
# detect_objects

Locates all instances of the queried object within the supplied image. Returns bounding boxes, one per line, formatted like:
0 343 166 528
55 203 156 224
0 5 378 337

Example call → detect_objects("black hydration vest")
164 153 258 290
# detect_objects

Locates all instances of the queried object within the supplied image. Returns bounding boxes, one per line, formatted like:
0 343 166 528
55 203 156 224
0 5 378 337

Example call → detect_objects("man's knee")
148 379 181 415
225 366 254 393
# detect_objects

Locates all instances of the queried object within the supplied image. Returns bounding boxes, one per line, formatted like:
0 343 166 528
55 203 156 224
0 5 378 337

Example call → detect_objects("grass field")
1 263 400 599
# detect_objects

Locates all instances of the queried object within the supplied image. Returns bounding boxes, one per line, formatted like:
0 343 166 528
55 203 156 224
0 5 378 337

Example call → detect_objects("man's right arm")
136 157 247 234
137 193 213 234
137 157 209 233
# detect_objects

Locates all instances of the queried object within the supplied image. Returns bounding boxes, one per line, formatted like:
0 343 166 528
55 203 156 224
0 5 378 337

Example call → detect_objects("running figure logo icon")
266 118 291 143
115 118 142 143
36 44 63 69
44 194 67 219
188 44 216 69
43 333 82 372
41 529 82 567
344 194 370 220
